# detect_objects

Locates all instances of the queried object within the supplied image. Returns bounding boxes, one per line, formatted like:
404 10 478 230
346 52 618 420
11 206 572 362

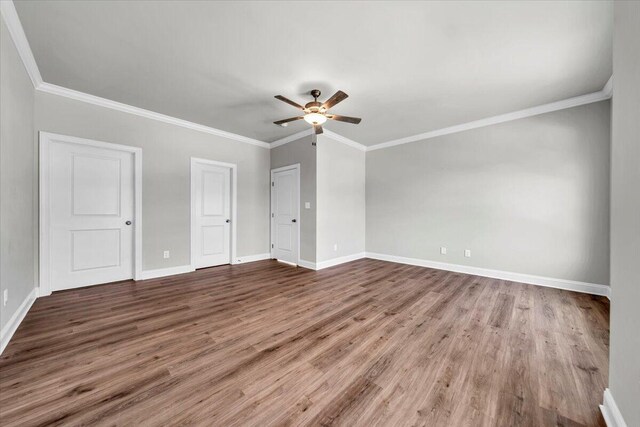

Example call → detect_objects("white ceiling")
15 1 612 146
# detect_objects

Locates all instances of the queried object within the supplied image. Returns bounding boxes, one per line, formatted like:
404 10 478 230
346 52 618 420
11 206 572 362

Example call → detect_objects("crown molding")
269 128 315 148
37 83 270 148
0 0 42 87
2 0 271 149
323 129 367 152
602 75 613 98
3 0 613 153
367 77 614 152
268 128 367 151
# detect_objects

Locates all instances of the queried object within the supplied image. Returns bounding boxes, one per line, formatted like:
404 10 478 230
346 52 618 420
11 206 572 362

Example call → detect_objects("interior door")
49 140 134 291
271 166 299 264
192 162 231 268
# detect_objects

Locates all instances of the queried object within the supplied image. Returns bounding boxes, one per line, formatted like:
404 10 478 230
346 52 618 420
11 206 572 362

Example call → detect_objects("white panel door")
192 162 231 268
50 141 134 291
271 167 299 264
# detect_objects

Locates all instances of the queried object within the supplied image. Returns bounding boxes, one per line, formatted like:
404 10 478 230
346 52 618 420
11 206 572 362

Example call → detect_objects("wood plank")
0 259 609 426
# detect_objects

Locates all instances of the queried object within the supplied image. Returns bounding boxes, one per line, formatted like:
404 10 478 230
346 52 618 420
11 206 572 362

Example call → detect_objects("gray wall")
609 2 640 425
34 91 271 270
316 135 365 262
0 19 36 331
366 101 611 285
270 134 316 262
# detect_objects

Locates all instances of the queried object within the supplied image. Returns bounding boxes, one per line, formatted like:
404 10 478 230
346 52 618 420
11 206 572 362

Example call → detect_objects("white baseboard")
140 253 274 280
1 287 37 355
234 253 271 264
600 389 628 427
139 265 195 280
316 252 366 270
365 252 610 297
296 252 366 271
297 259 317 270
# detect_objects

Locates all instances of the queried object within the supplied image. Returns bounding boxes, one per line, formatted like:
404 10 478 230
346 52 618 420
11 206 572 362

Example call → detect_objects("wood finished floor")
0 259 609 427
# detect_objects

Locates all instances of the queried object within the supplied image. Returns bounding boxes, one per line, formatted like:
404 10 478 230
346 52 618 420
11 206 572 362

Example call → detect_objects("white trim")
600 389 628 427
367 78 614 152
268 128 367 152
322 130 367 152
39 132 143 296
365 252 610 297
0 1 43 87
234 253 271 264
270 129 314 148
602 75 614 98
297 259 317 270
0 288 37 355
2 0 616 154
38 83 270 149
316 252 366 270
270 164 301 266
139 265 194 280
0 0 269 152
190 157 238 269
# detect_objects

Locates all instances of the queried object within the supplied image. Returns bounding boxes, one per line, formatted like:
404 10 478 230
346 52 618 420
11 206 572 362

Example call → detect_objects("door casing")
270 164 301 265
190 157 237 269
39 132 143 296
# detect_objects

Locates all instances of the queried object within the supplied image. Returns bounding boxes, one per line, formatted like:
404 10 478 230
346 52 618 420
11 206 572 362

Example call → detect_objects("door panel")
271 167 299 264
72 155 121 215
192 162 231 268
202 170 225 216
277 225 293 251
50 141 134 291
202 225 225 255
71 229 121 271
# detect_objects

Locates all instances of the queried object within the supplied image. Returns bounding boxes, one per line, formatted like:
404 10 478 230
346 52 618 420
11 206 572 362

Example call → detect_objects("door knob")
292 219 297 223
125 221 132 225
226 219 230 223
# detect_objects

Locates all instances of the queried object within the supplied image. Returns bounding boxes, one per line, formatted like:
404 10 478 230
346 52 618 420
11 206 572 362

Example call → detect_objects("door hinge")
272 182 274 187
271 213 274 218
271 243 274 248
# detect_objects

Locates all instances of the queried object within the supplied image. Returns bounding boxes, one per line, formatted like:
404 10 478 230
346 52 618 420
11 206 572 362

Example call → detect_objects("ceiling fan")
273 89 362 135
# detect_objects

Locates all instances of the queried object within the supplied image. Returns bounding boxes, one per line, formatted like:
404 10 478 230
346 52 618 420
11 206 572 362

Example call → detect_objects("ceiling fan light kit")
303 112 327 125
274 89 362 136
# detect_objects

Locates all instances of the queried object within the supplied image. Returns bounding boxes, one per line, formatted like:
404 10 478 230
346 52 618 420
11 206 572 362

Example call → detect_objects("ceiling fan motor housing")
304 101 322 112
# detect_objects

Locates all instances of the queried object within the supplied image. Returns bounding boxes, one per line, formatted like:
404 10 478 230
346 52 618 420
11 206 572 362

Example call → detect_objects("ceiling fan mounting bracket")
310 89 321 100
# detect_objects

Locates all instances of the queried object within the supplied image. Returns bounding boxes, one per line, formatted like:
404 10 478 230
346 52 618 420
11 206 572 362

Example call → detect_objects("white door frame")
39 132 143 296
190 157 237 268
270 163 301 265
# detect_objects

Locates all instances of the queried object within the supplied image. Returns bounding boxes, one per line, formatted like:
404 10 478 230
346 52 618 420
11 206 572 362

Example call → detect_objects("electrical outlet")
3 289 7 306
305 202 311 209
440 247 447 255
163 250 170 259
333 244 338 252
464 249 471 258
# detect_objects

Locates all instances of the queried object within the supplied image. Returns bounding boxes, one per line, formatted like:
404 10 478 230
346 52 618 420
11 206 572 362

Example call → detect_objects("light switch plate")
305 202 311 209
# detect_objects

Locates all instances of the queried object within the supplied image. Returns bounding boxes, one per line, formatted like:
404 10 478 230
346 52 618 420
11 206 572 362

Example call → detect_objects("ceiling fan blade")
275 95 304 110
327 114 362 124
314 124 324 135
321 90 348 110
274 117 303 126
